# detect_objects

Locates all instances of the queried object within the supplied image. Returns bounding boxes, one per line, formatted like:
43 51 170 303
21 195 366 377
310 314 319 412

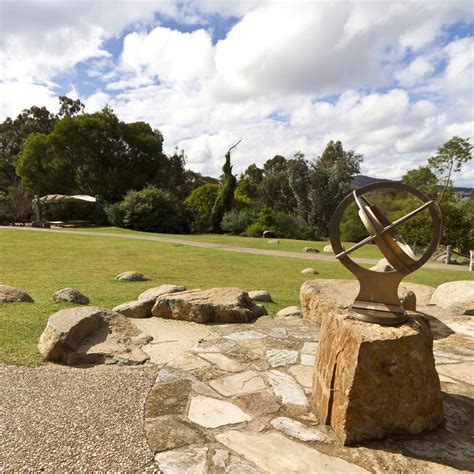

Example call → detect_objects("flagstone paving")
144 312 474 473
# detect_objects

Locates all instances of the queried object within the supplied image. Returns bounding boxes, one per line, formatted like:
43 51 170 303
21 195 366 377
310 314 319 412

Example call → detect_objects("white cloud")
1 0 473 187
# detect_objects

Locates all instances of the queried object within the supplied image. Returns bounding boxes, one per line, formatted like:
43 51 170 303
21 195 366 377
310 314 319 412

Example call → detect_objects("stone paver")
436 361 474 385
187 395 252 428
266 370 308 407
266 349 298 367
224 330 268 340
216 430 368 473
155 447 208 474
300 353 316 366
198 352 246 372
270 417 332 442
210 370 266 396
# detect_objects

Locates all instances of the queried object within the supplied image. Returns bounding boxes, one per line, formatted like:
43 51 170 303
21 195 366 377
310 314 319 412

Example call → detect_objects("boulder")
369 258 395 272
300 279 434 323
301 268 318 275
113 299 153 318
263 230 275 238
151 288 267 324
38 307 109 363
275 306 303 319
0 284 33 303
303 247 319 253
115 271 150 282
51 288 89 305
248 290 272 302
313 311 443 445
430 281 474 313
323 245 333 253
38 306 150 365
138 285 186 303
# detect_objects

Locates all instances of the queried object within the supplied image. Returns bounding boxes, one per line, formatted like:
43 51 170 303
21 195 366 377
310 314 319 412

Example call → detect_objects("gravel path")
1 226 468 271
0 364 158 472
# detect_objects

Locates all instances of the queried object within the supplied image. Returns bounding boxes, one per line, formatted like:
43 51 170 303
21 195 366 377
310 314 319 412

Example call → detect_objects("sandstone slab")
300 279 435 323
152 287 266 323
112 299 153 318
430 281 474 313
115 271 149 281
38 307 109 363
154 446 208 473
145 379 192 418
313 311 443 445
51 288 89 305
224 330 267 340
266 349 298 368
138 284 186 303
198 352 246 372
270 417 331 442
266 370 307 407
145 416 205 453
210 370 266 396
187 395 252 428
288 365 313 389
234 390 280 416
215 430 367 473
436 361 474 385
0 284 33 303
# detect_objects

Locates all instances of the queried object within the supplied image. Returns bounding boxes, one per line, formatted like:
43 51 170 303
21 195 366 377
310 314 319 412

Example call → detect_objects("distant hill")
352 175 472 197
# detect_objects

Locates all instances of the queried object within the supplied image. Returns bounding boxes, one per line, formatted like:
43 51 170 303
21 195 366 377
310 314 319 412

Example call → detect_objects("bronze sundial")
329 182 442 325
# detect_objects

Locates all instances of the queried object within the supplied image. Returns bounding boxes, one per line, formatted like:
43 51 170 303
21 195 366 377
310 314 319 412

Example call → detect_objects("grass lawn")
57 225 387 260
1 228 472 366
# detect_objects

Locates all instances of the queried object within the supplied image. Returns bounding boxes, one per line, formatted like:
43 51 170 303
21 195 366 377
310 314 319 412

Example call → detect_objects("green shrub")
106 185 188 233
221 208 256 234
244 208 310 239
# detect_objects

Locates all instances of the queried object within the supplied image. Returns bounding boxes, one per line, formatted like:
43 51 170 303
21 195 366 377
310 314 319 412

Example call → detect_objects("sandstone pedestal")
312 311 443 445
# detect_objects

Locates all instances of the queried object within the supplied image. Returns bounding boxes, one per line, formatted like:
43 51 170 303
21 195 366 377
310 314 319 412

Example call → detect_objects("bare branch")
227 138 242 154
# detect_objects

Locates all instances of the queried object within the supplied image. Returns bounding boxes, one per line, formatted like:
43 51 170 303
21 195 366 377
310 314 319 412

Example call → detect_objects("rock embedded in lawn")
369 258 395 272
138 284 186 303
323 244 333 253
303 247 319 253
115 271 150 282
430 281 474 313
275 306 303 319
301 268 318 275
38 306 150 365
112 299 153 318
0 284 34 303
51 288 89 305
248 290 272 302
38 306 109 363
151 287 267 324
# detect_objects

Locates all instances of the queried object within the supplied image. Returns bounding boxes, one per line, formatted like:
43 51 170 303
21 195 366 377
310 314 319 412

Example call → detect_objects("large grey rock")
275 306 303 319
115 271 149 282
323 244 333 253
151 288 267 324
369 257 395 272
430 281 474 313
51 288 89 305
113 299 153 318
38 307 109 363
301 268 318 275
248 290 272 302
0 284 33 303
300 279 435 323
138 284 186 303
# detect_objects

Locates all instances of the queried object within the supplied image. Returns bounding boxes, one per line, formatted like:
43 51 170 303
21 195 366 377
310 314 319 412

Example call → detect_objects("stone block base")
312 311 443 445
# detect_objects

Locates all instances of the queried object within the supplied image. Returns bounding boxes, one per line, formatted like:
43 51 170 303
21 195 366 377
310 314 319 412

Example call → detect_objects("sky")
0 0 473 185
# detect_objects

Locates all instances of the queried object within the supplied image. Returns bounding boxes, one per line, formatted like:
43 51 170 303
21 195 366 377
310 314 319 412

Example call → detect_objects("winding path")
1 226 468 271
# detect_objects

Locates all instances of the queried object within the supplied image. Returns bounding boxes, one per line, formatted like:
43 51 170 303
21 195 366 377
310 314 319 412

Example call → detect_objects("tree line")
0 97 472 249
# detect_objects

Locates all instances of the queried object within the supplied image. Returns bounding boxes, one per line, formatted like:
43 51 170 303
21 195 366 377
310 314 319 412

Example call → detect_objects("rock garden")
2 274 473 472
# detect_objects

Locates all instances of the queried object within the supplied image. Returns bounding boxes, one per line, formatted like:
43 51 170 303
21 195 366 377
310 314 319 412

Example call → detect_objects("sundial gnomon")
329 182 442 325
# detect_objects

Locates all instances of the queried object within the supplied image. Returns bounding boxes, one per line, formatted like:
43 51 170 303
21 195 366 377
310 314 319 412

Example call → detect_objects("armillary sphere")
329 182 442 325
